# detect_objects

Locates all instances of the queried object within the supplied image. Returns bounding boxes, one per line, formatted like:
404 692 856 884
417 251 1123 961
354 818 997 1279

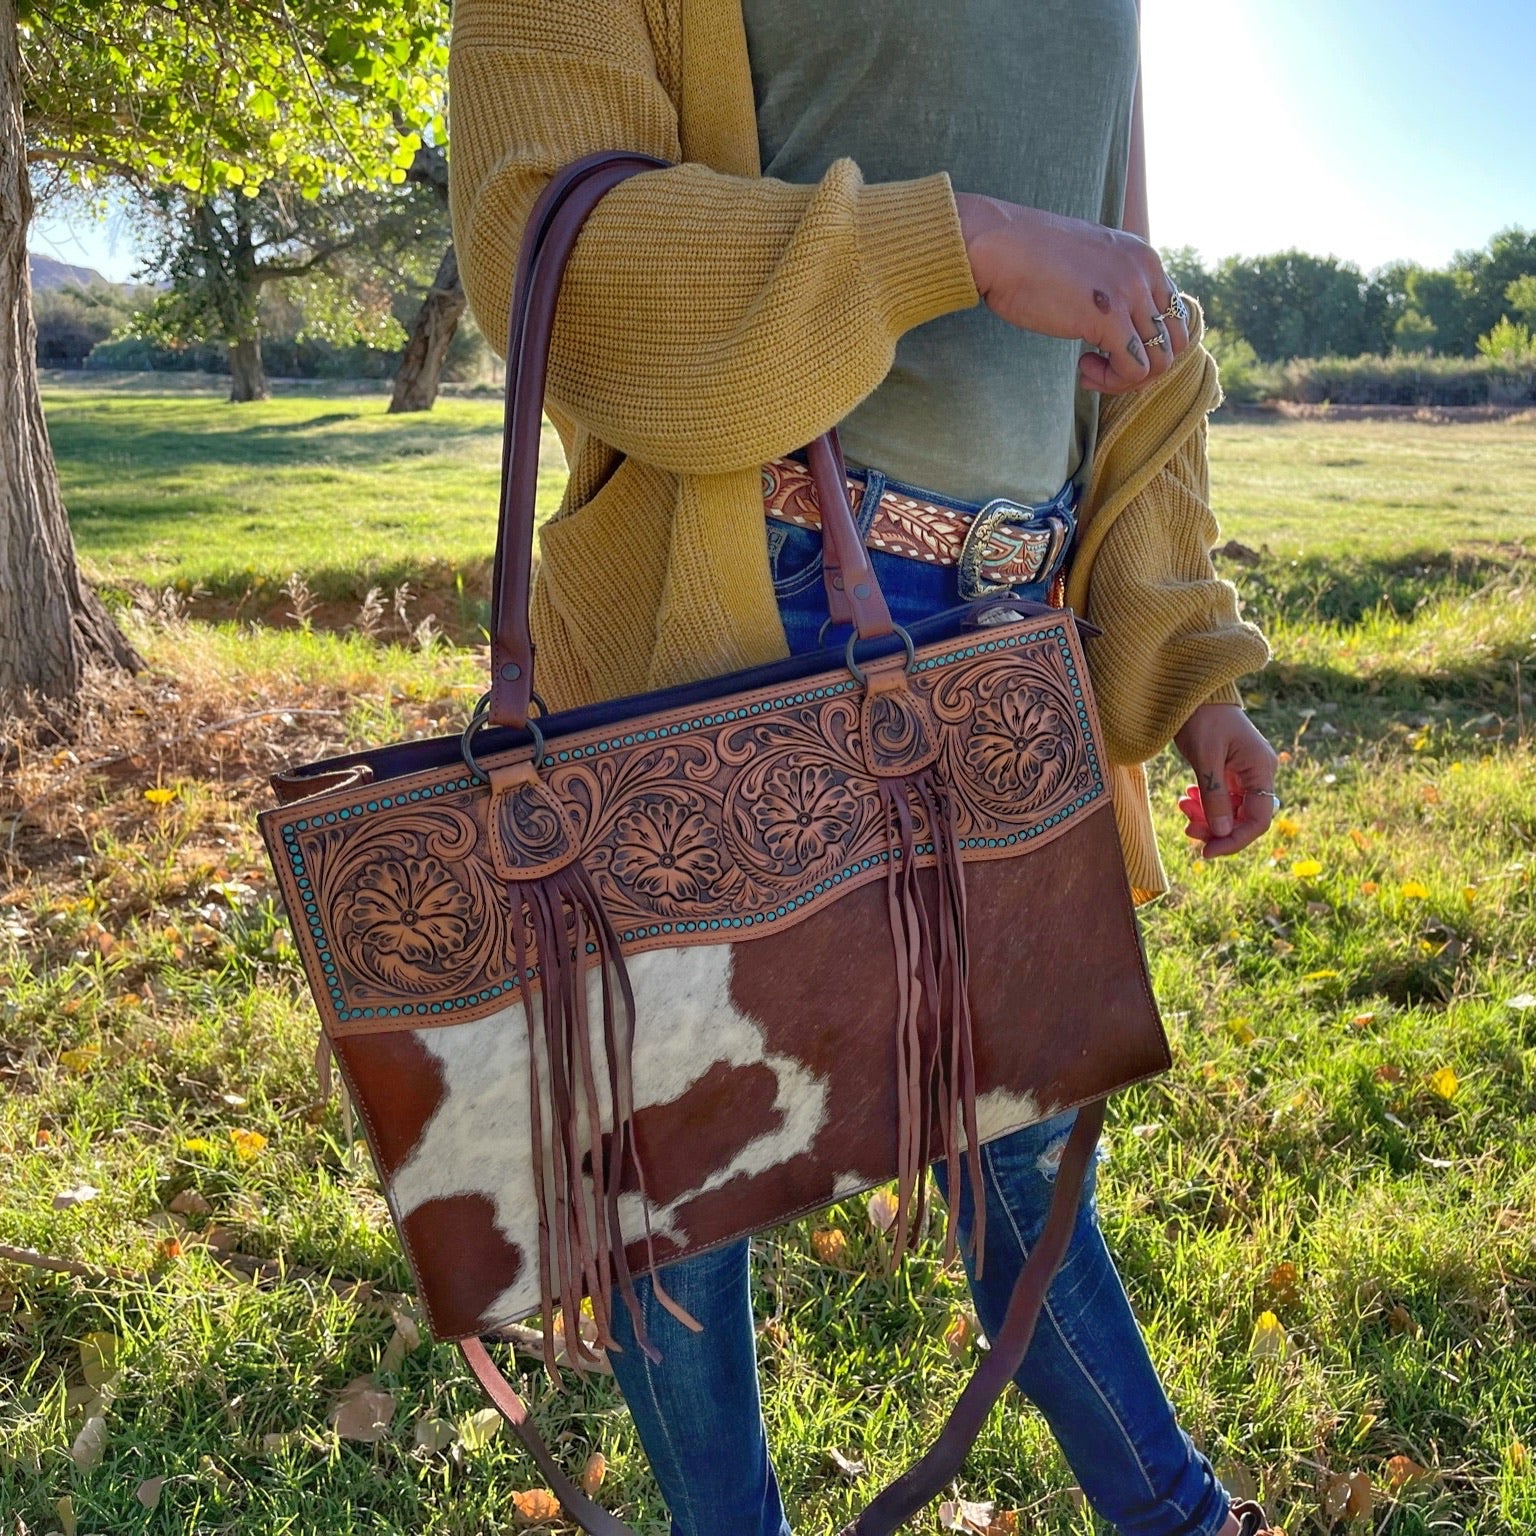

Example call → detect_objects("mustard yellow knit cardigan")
448 0 1269 901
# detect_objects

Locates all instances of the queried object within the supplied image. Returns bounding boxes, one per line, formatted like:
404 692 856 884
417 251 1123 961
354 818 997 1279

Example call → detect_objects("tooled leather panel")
352 816 1165 1341
260 615 1106 1039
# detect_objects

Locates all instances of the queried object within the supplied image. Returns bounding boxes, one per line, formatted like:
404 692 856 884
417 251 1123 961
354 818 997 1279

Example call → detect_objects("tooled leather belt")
762 456 1073 602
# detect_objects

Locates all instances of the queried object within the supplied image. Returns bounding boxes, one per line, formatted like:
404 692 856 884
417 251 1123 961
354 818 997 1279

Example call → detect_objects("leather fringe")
878 768 986 1276
507 862 699 1377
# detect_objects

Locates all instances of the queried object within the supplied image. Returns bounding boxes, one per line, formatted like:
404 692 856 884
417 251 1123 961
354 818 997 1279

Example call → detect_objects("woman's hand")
1172 703 1280 858
953 192 1187 395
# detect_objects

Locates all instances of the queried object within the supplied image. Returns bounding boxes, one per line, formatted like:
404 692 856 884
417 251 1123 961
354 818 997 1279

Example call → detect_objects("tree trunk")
388 242 465 414
228 335 269 402
0 0 140 718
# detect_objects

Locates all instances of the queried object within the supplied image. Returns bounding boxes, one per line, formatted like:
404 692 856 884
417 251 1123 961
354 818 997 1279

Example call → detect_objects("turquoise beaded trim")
278 625 1102 1024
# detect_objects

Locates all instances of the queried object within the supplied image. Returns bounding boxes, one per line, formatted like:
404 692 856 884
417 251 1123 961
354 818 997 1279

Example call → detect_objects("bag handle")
487 151 894 731
460 1099 1104 1535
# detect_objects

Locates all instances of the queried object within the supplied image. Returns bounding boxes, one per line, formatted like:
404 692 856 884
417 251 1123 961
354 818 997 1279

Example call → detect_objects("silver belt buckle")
958 498 1050 601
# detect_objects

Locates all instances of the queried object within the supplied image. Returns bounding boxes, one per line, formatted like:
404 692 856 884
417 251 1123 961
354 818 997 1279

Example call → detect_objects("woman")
449 3 1279 1533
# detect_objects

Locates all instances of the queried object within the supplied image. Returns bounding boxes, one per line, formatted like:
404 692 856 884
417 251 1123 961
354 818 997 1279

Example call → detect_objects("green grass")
2 393 1534 1534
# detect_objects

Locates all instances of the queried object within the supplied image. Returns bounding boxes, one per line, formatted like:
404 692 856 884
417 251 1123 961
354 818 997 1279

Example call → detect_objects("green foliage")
1209 250 1390 362
1204 327 1276 405
1390 307 1437 355
1476 317 1536 366
5 398 1536 1533
21 1 448 200
1279 352 1534 407
1504 274 1536 327
31 281 144 368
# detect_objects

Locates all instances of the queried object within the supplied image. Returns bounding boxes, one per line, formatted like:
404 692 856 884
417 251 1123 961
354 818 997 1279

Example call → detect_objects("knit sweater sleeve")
449 0 980 475
1082 414 1271 767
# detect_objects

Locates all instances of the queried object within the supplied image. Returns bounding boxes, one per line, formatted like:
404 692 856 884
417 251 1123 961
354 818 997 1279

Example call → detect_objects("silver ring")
1247 788 1281 809
844 623 916 688
1143 327 1169 351
1160 292 1189 325
461 693 547 781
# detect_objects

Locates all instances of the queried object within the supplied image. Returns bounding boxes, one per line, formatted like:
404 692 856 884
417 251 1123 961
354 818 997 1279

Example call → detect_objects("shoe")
1231 1499 1278 1536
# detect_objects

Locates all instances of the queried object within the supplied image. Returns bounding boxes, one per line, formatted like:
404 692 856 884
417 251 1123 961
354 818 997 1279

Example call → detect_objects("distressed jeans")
607 468 1232 1536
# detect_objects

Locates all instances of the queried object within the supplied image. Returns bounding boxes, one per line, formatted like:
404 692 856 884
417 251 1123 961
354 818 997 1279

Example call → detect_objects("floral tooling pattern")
269 622 1103 1033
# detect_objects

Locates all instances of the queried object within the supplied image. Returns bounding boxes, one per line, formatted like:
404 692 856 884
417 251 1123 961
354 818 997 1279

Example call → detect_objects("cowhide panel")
266 611 1167 1341
332 811 1165 1341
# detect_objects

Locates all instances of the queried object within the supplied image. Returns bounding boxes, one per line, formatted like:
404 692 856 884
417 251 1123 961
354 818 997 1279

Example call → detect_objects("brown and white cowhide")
333 832 1161 1342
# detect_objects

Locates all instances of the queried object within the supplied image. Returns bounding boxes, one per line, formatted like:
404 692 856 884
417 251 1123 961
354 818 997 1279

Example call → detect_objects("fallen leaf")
939 1497 996 1532
1420 783 1441 804
414 1416 457 1454
458 1405 505 1452
329 1382 395 1443
810 1228 849 1266
53 1182 101 1209
1249 1310 1289 1362
1265 1262 1300 1304
1386 1304 1420 1336
1350 1012 1377 1029
1322 1474 1352 1521
985 1513 1019 1536
380 1325 414 1375
168 1187 213 1216
56 1495 77 1536
135 1476 165 1510
1384 1454 1430 1491
826 1447 866 1480
1291 859 1323 879
1225 1017 1256 1045
580 1450 607 1493
944 1311 977 1358
389 1308 422 1352
70 1414 108 1470
58 1046 101 1073
79 1332 122 1390
1348 828 1371 851
1374 1064 1404 1084
1427 1067 1459 1101
512 1488 561 1524
1345 1471 1373 1520
866 1187 899 1234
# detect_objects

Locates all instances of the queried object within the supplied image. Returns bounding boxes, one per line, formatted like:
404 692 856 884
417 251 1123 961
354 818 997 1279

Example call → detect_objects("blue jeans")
607 470 1231 1536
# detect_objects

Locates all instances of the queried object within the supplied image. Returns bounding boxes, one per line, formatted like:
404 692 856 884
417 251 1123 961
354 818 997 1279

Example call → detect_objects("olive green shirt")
741 0 1139 504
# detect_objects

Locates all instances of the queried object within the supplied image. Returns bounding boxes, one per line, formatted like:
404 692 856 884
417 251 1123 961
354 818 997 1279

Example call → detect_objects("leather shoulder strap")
485 152 892 730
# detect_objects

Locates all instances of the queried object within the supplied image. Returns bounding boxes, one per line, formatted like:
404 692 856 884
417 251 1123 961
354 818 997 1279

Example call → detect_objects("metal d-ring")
461 691 547 782
844 623 916 688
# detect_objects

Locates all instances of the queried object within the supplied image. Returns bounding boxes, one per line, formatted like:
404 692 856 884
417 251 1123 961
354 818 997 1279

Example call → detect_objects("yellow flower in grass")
1290 859 1324 879
1273 817 1301 839
1427 1067 1459 1101
1400 881 1430 900
228 1128 268 1162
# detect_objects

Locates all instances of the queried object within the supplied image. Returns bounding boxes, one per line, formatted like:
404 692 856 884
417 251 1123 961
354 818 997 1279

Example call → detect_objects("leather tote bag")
259 151 1169 1535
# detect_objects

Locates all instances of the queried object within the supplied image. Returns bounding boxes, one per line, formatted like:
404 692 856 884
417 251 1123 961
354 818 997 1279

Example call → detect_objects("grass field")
2 388 1533 1534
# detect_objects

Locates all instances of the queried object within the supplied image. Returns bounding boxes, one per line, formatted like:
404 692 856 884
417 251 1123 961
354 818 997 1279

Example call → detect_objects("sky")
30 0 1536 283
